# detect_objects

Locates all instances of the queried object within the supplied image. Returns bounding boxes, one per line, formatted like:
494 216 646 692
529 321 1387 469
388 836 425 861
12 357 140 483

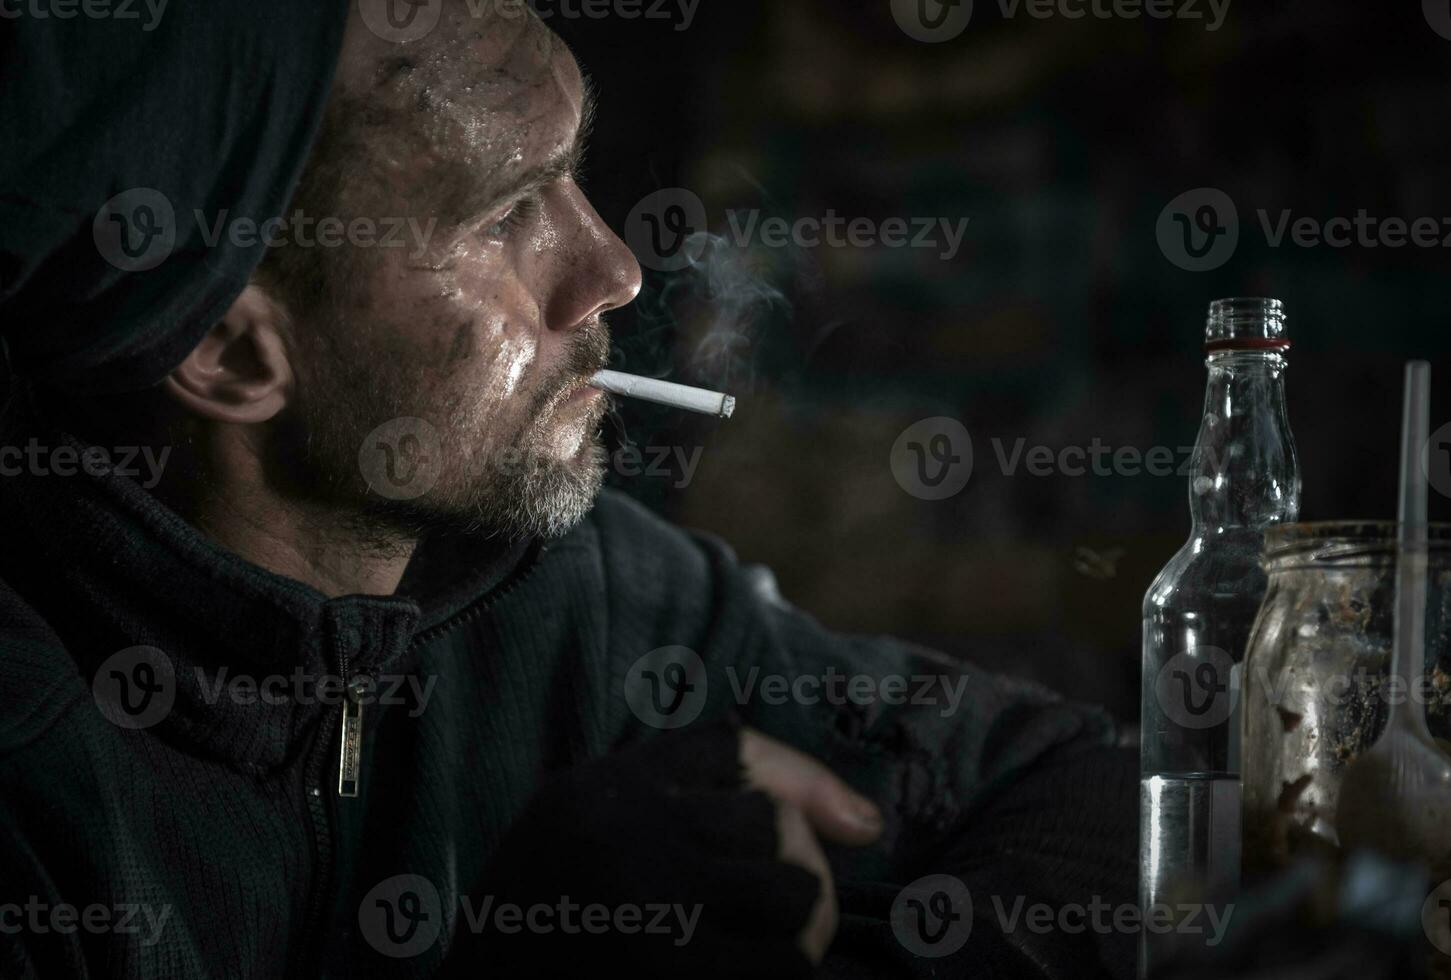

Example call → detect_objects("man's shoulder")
539 488 775 649
0 576 88 761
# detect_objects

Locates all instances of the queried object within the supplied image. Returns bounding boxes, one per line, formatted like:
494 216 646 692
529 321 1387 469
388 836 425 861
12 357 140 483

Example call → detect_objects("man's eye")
482 197 541 238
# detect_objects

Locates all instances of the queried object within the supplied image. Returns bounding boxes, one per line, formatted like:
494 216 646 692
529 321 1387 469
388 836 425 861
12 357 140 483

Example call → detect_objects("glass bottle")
1138 297 1301 976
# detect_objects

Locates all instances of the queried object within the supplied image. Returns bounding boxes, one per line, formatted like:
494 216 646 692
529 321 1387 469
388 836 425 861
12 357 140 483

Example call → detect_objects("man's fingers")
739 727 884 846
776 800 837 965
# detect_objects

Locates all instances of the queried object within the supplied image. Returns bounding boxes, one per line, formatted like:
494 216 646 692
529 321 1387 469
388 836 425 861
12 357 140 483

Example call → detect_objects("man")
0 2 1136 977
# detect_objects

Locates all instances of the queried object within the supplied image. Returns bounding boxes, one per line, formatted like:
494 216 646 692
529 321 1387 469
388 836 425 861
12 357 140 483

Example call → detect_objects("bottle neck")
1188 350 1300 532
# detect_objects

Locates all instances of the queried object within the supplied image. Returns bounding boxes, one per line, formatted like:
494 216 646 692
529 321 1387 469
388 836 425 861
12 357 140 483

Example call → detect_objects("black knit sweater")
0 427 1137 979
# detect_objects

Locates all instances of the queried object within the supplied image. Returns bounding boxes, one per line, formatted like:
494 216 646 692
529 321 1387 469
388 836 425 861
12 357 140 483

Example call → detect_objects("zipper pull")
337 676 368 798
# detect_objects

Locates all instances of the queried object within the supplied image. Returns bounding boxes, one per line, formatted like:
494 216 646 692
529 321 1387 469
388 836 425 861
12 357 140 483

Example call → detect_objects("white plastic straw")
1391 360 1432 723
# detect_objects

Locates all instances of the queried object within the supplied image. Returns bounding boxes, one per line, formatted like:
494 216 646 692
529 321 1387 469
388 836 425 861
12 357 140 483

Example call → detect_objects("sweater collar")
0 422 538 769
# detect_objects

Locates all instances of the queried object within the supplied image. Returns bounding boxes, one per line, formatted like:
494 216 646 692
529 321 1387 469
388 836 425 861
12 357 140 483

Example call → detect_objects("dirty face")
267 3 642 540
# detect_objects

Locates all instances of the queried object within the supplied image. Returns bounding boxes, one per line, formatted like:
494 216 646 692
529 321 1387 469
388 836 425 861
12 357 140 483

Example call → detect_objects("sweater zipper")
336 652 365 798
296 538 546 977
331 540 544 800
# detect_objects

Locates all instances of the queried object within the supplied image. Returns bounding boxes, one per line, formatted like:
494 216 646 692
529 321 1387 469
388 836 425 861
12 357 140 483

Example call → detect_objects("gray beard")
267 374 610 548
270 307 614 547
381 435 608 542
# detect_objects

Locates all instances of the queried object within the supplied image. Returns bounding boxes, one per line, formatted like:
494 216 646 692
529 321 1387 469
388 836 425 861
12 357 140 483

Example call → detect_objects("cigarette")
589 370 736 419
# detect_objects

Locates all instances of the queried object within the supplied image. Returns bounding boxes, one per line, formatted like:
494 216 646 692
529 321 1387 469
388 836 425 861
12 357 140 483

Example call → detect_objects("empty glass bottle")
1138 298 1301 976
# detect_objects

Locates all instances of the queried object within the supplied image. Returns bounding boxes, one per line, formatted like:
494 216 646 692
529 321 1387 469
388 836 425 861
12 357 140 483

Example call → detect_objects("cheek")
372 243 544 405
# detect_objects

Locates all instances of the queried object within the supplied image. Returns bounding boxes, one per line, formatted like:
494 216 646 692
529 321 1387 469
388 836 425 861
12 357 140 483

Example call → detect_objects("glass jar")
1242 521 1451 875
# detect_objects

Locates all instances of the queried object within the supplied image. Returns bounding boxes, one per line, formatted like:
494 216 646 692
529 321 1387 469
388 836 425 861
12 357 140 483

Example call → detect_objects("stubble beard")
272 317 613 548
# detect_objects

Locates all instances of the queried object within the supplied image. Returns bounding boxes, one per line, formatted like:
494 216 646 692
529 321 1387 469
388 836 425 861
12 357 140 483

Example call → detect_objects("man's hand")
442 713 886 979
740 727 885 964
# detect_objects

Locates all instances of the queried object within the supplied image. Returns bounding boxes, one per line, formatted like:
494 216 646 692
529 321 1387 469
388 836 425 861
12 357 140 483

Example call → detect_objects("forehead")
336 5 585 203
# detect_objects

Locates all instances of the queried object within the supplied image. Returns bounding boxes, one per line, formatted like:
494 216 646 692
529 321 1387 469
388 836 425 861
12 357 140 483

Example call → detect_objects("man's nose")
546 186 643 332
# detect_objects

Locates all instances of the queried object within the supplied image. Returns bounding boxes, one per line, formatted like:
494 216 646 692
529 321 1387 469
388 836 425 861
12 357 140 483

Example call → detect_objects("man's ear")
164 284 294 424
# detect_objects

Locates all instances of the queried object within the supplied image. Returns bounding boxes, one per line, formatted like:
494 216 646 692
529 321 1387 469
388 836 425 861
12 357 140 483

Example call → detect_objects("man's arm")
590 491 1137 976
728 567 1138 978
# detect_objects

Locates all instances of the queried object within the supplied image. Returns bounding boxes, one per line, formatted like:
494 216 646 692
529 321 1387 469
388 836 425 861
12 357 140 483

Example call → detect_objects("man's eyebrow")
454 78 598 222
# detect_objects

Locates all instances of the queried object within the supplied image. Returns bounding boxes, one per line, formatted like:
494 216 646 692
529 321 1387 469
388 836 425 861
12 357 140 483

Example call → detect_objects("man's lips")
547 374 605 413
567 384 602 404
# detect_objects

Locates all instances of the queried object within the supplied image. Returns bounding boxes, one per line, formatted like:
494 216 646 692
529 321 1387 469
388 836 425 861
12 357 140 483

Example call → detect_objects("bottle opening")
1204 297 1290 352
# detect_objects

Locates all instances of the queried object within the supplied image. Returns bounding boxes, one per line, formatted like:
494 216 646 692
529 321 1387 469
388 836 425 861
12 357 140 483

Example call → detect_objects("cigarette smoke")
625 230 789 396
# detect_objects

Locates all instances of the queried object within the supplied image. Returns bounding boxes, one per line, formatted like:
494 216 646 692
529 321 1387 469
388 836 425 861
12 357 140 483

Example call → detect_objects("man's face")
272 4 641 541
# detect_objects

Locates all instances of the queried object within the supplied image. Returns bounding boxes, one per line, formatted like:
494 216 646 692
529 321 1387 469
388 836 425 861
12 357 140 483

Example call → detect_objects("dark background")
552 0 1451 722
